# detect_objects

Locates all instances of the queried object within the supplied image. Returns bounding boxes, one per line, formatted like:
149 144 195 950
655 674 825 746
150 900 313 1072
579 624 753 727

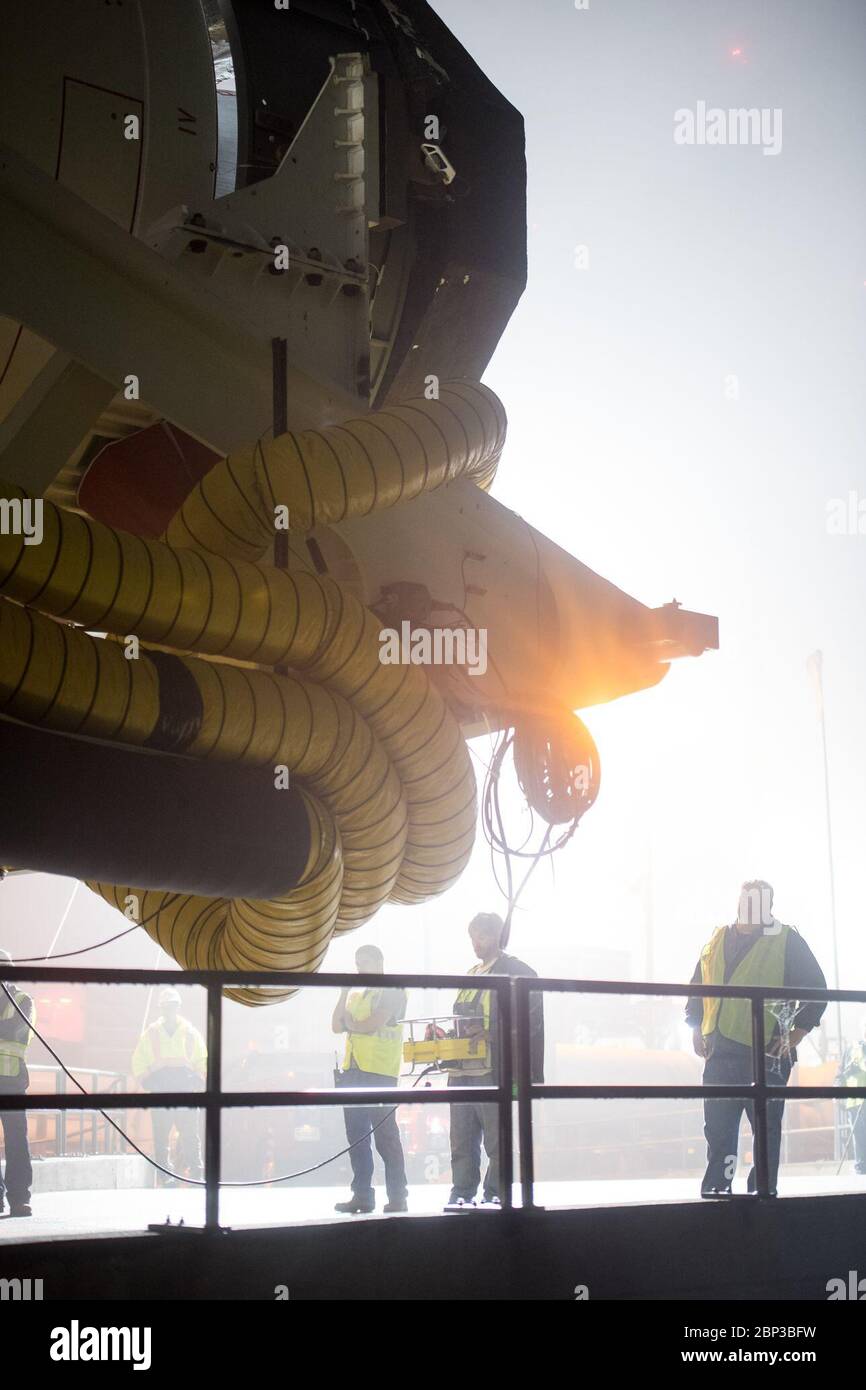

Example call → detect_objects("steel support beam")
0 352 115 493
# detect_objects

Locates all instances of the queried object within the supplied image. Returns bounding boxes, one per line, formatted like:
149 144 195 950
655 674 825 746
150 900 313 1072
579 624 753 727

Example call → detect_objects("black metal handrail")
1 965 865 1226
0 966 513 1227
513 976 866 1207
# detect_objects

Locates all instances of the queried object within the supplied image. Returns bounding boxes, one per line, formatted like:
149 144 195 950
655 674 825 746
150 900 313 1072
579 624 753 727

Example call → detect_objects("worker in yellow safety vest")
838 1016 866 1175
132 987 207 1185
685 881 826 1198
331 944 408 1214
0 947 35 1217
446 912 544 1210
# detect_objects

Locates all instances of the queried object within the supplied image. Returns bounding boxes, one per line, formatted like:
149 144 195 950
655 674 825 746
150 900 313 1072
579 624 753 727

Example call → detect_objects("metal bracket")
147 56 372 292
140 53 375 403
421 142 456 186
146 1219 232 1236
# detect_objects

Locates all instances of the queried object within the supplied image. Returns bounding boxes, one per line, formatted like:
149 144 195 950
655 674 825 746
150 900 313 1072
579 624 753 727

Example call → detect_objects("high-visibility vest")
343 989 404 1077
842 1044 866 1109
0 990 34 1079
454 969 492 1029
132 1016 207 1079
700 925 789 1047
453 964 494 1074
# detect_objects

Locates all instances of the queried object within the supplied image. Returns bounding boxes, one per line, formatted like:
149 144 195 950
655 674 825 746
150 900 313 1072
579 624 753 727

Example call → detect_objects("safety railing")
2 966 865 1226
513 977 866 1205
26 1066 127 1157
0 965 514 1229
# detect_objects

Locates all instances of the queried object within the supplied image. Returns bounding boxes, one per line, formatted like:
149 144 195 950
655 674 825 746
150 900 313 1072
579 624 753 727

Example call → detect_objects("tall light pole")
807 651 843 1057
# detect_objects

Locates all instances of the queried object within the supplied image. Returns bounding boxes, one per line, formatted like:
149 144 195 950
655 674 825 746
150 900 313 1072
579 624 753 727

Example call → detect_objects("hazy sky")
394 0 866 993
2 0 865 1057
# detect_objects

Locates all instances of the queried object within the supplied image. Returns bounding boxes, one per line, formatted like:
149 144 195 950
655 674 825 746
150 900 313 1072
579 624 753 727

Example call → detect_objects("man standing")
838 1016 866 1175
686 880 826 1198
332 945 408 1215
132 987 207 1185
447 912 544 1209
0 948 35 1217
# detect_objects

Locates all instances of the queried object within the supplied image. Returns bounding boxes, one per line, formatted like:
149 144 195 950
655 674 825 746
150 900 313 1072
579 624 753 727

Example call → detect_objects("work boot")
443 1197 477 1212
700 1187 733 1198
383 1199 408 1213
334 1196 374 1214
9 1204 32 1217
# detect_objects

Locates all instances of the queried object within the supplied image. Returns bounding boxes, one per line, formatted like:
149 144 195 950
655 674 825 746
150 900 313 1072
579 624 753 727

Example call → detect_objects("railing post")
751 993 771 1197
515 976 535 1209
204 982 222 1230
57 1069 67 1158
116 1074 125 1157
497 978 514 1210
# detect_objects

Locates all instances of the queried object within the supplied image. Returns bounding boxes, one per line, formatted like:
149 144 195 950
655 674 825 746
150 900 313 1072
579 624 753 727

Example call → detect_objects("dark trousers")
338 1068 407 1203
448 1073 500 1202
150 1106 203 1179
0 1079 32 1208
702 1048 791 1194
851 1103 866 1173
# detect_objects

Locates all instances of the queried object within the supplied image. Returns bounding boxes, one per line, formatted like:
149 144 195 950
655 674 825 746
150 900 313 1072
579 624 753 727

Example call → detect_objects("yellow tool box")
403 1036 488 1065
401 1014 489 1071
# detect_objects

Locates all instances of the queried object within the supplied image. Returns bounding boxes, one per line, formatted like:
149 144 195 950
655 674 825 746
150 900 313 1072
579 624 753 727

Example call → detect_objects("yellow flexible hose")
0 381 506 999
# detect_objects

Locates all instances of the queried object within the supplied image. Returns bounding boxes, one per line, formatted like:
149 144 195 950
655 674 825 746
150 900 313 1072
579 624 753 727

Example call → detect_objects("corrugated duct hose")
0 382 506 1003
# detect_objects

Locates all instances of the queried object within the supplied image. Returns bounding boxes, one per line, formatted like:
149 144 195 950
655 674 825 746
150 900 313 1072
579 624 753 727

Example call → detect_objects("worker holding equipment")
447 912 544 1209
0 947 35 1217
838 1016 866 1175
332 944 408 1215
686 880 826 1198
132 987 207 1185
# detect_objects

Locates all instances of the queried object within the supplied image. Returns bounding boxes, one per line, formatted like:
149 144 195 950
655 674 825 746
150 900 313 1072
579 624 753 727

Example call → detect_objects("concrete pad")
1 1167 864 1242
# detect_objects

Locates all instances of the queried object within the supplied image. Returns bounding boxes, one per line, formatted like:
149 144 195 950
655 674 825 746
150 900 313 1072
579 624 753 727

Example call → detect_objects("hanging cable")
479 717 598 946
10 927 146 962
0 980 437 1189
7 895 182 962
